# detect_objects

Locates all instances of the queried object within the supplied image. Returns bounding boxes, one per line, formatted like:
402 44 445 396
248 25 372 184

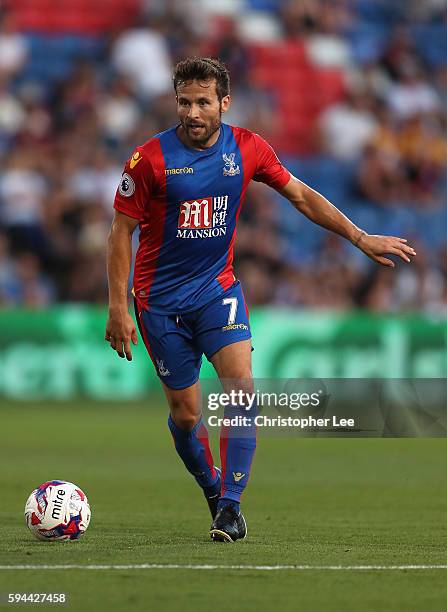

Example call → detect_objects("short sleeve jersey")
114 123 290 314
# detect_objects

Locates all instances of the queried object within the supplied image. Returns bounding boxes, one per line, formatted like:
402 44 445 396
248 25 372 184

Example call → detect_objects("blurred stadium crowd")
1 0 447 312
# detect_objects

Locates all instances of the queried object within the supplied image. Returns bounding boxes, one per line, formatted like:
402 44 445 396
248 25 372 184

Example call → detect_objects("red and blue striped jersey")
113 123 290 314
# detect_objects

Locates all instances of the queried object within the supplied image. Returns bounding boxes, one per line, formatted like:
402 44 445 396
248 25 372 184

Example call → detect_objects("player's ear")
220 95 231 114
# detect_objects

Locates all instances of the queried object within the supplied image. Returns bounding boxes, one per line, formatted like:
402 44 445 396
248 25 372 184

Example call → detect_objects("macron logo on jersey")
177 196 228 239
165 167 194 176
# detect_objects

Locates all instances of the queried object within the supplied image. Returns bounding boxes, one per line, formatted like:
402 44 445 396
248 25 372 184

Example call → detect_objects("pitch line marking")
0 564 446 571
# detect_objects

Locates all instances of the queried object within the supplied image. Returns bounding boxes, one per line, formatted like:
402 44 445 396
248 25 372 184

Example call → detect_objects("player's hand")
105 308 138 361
356 233 416 268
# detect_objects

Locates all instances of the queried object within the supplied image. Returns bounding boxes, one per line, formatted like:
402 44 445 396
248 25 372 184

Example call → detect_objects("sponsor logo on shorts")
232 471 245 482
222 323 249 332
177 195 228 239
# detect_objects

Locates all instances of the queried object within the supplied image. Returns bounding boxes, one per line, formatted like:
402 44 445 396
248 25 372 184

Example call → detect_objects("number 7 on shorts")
223 297 238 325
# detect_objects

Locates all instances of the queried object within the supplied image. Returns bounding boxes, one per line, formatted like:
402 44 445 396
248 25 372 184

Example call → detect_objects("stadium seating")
245 0 284 12
5 0 139 34
18 34 105 84
412 24 447 67
250 42 345 153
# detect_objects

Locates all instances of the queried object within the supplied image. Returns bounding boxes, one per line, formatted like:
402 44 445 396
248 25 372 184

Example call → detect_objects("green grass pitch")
0 400 446 611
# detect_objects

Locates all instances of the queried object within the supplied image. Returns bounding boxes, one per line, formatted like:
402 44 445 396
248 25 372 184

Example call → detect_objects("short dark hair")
173 57 230 101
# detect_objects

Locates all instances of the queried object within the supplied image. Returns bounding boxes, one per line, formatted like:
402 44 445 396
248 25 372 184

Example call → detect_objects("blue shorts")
134 281 252 390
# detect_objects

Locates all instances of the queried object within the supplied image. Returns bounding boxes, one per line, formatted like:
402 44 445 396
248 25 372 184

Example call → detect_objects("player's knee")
171 413 199 431
222 369 253 395
233 374 255 399
240 375 254 396
235 367 253 381
169 397 200 431
239 366 253 382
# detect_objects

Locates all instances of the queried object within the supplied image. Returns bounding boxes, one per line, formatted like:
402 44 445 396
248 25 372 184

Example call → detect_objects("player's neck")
176 125 221 151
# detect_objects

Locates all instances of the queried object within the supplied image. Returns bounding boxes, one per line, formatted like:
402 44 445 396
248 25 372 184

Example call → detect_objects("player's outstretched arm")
278 175 416 267
105 211 140 360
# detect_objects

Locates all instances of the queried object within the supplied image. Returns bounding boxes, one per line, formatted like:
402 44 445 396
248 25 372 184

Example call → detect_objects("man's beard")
183 115 221 146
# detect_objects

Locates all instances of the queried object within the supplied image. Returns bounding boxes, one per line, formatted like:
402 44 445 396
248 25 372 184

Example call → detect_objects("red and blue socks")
168 406 257 515
218 404 257 514
168 415 220 498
